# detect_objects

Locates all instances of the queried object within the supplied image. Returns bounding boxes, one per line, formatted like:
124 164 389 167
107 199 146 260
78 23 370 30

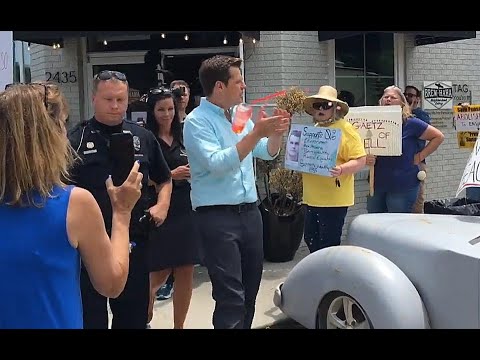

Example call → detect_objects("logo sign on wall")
423 81 453 110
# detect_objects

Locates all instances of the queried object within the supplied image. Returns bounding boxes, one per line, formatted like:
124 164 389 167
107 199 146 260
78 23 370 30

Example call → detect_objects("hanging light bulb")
56 43 61 49
223 35 227 45
53 43 57 49
252 38 256 44
27 42 30 51
161 33 166 39
184 34 189 41
103 40 108 45
239 38 243 45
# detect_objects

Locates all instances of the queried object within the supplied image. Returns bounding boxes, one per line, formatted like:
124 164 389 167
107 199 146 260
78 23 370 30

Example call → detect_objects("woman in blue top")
0 83 143 329
366 86 444 213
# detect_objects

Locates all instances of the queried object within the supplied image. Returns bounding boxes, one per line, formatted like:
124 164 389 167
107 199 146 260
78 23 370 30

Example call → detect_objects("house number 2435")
45 71 77 83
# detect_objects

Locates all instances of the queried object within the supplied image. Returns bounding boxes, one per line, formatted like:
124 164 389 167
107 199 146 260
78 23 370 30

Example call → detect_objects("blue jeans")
303 206 348 253
367 185 419 213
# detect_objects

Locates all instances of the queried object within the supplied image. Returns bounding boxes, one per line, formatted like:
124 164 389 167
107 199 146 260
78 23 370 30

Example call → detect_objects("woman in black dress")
144 87 200 329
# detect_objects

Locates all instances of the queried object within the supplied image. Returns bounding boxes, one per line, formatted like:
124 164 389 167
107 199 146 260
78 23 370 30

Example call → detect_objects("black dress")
147 136 200 271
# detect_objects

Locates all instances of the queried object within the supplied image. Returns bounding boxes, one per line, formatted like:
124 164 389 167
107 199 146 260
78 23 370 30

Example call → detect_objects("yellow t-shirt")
302 118 366 207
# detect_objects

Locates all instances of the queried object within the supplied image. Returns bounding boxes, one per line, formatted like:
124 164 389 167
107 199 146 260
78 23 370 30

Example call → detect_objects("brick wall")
244 31 330 200
405 32 480 201
29 38 82 129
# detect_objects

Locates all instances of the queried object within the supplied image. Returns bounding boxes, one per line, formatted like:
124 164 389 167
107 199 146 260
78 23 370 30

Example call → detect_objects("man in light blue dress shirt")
183 55 290 329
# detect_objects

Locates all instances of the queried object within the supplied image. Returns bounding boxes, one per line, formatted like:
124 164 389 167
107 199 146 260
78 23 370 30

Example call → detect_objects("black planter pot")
259 194 305 263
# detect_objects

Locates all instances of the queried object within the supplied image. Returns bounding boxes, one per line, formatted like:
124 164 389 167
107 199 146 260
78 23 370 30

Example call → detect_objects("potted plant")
257 87 307 262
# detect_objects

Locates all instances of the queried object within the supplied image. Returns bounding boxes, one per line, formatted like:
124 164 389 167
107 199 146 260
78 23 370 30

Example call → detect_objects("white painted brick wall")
30 38 81 129
245 31 368 239
405 32 480 203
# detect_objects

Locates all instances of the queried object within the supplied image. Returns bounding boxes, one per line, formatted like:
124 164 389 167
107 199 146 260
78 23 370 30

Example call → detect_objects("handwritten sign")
345 105 402 156
457 131 479 149
454 104 480 131
0 31 13 91
457 134 480 196
285 124 341 177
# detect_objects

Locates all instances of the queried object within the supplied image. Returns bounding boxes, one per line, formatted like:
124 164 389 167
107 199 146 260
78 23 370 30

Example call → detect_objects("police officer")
68 70 172 329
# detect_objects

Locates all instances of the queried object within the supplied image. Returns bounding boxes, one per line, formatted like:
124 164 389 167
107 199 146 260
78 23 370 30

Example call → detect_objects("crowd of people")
0 53 446 329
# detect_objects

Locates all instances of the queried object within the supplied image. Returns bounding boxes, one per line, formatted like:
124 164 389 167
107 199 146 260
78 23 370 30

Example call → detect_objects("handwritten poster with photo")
285 124 341 177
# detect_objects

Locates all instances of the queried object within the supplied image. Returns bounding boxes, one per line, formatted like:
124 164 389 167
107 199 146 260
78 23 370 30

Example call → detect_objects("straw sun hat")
303 85 349 117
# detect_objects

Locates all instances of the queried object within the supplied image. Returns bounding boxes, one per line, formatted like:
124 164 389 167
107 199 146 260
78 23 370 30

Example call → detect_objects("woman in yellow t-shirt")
302 86 366 253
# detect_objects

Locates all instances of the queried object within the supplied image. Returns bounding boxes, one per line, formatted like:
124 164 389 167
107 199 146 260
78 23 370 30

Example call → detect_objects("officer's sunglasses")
4 82 49 108
94 70 127 82
312 101 334 111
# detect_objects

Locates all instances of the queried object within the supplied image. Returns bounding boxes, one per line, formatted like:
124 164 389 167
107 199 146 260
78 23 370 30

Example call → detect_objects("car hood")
345 213 480 259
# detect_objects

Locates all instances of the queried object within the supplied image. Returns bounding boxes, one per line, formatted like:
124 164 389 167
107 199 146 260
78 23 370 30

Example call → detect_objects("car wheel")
317 291 373 329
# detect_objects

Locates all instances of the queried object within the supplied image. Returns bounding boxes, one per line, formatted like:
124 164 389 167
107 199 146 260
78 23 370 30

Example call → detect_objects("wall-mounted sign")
423 81 453 110
453 83 472 106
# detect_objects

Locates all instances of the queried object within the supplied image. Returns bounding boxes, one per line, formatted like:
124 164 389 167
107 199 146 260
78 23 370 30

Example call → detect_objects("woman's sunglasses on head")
4 82 51 108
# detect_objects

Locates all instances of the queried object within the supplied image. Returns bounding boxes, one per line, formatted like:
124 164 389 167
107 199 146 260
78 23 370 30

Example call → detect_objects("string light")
103 40 108 45
253 39 256 44
27 42 30 51
53 44 57 49
161 33 166 39
184 34 189 41
223 35 227 45
239 38 243 45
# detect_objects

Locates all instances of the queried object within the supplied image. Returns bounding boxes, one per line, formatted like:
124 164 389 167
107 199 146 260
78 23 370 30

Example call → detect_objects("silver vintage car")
273 213 480 329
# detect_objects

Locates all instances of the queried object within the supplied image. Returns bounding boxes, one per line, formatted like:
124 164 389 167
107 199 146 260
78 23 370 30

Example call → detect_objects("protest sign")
457 133 480 197
285 124 341 177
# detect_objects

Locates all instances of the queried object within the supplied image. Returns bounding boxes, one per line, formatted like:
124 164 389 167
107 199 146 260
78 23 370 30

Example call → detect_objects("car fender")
280 245 430 329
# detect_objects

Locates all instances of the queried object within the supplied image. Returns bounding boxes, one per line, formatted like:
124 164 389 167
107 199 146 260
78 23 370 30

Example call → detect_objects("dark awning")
317 31 476 45
13 30 260 45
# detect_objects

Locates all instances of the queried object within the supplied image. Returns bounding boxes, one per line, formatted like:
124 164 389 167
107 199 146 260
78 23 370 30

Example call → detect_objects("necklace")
314 118 336 127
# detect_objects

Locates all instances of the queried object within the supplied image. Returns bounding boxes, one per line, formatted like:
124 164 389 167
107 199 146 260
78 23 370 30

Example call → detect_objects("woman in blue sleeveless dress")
0 83 142 329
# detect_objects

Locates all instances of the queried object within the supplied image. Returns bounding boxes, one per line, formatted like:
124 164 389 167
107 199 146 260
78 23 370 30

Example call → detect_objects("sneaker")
156 283 173 300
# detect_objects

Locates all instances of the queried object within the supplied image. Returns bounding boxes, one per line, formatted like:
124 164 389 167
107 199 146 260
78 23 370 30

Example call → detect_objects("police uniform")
68 117 171 329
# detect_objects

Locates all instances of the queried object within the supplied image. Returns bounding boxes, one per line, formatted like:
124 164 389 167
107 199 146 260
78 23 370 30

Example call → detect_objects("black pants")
194 205 264 329
303 206 348 253
80 238 149 329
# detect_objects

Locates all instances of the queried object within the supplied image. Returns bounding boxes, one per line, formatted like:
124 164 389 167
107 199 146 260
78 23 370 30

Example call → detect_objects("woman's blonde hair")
0 83 74 207
379 85 413 122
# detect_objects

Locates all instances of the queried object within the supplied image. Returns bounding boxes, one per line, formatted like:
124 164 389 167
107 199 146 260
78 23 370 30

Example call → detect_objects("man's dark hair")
198 55 242 97
338 90 355 107
170 80 190 90
405 85 421 97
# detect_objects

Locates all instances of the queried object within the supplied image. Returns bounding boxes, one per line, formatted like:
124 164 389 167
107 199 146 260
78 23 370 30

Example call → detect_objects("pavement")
148 244 310 329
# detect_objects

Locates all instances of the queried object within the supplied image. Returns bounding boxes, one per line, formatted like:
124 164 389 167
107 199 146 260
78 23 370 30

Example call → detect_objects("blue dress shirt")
183 98 277 210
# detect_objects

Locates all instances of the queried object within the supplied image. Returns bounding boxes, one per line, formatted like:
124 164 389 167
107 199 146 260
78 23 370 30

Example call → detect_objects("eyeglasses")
4 82 49 108
140 87 172 102
312 101 334 111
404 92 417 98
149 87 172 95
94 70 127 82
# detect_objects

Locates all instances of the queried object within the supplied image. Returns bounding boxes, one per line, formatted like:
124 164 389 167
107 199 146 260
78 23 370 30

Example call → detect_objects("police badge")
133 136 141 151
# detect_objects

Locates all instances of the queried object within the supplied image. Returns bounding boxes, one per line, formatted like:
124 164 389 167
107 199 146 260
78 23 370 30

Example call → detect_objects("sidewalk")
148 244 310 329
